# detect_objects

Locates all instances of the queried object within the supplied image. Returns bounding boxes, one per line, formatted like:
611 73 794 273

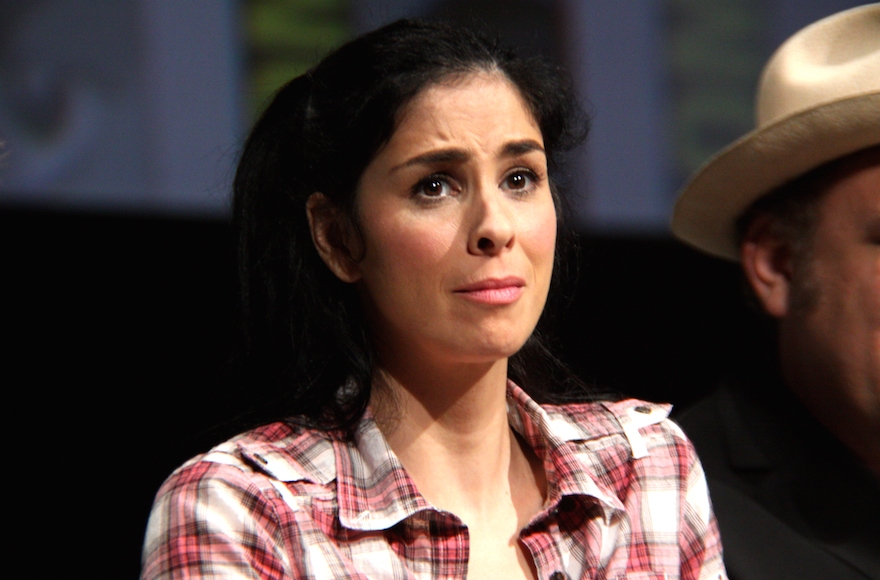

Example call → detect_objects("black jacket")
676 378 880 579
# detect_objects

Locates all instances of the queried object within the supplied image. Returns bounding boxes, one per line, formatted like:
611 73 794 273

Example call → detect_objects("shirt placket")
522 493 612 580
520 504 573 580
391 511 469 580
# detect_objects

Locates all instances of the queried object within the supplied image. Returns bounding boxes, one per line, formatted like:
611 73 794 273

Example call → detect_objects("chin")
452 333 531 364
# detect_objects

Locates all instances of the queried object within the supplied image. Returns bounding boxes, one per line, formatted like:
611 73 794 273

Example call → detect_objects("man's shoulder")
674 387 730 457
674 380 776 477
674 381 880 579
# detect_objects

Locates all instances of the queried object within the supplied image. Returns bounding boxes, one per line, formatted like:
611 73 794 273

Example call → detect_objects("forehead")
815 148 880 225
391 71 542 143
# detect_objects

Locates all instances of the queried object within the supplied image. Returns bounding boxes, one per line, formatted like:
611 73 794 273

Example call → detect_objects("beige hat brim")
671 91 880 261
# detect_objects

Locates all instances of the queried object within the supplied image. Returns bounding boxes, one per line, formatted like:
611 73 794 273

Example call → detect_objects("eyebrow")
501 139 545 157
392 139 546 172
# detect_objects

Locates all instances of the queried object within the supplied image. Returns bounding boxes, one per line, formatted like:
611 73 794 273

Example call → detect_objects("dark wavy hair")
233 19 593 435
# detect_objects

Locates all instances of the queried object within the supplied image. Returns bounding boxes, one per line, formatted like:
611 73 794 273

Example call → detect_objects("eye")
501 169 538 193
412 174 457 200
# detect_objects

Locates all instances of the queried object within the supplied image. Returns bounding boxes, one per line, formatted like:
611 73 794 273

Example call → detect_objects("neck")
371 356 540 514
373 357 511 455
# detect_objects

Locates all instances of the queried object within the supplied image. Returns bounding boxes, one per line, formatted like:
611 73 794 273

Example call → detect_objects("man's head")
672 5 880 472
738 146 880 472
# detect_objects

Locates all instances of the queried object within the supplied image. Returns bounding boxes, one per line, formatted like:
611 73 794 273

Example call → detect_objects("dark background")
3 206 770 577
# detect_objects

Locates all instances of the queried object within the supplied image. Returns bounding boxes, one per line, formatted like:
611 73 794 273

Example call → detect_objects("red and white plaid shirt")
142 383 727 579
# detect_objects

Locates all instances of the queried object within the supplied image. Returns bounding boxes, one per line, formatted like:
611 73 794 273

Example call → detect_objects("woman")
142 19 726 580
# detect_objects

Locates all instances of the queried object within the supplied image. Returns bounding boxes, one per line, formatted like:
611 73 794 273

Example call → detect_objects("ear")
740 214 793 318
306 193 362 283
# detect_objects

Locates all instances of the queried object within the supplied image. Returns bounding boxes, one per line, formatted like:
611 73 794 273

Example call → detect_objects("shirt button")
550 572 568 580
633 405 652 414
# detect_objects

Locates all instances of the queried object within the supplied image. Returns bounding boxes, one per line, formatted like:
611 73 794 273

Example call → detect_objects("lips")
453 276 525 304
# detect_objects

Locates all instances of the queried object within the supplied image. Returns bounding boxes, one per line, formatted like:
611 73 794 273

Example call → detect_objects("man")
671 5 879 579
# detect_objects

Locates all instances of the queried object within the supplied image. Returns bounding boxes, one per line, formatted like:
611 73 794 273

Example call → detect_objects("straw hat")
671 3 880 261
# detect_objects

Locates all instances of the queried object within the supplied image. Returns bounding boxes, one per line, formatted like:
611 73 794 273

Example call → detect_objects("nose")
467 187 515 256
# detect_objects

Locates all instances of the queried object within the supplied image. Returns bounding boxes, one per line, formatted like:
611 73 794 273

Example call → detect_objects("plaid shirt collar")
234 382 670 532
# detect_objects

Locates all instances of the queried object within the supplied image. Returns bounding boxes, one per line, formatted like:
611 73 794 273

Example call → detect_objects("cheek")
360 212 457 285
872 254 880 297
524 204 558 272
864 256 880 330
537 216 557 257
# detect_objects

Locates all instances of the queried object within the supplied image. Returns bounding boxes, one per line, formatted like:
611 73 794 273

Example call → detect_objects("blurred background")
0 0 859 575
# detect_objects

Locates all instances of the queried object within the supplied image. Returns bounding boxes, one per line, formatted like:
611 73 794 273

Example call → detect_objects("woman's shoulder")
538 399 708 516
510 383 691 461
541 397 697 463
142 422 345 579
155 421 341 502
543 397 675 435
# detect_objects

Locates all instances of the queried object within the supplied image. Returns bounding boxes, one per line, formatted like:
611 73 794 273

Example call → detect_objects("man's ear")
740 214 793 318
306 193 362 283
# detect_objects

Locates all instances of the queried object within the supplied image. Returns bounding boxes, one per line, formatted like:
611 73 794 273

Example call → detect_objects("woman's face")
318 71 557 372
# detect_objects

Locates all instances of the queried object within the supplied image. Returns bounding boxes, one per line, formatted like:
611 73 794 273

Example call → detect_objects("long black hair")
233 19 593 436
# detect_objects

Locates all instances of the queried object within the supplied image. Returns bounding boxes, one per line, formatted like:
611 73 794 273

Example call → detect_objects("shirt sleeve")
141 460 293 580
675 427 728 580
